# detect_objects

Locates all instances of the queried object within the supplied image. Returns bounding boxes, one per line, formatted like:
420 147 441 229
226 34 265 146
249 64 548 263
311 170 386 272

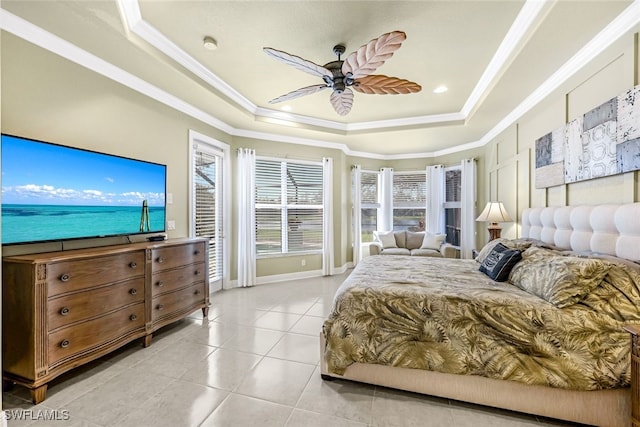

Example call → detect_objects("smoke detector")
203 36 217 51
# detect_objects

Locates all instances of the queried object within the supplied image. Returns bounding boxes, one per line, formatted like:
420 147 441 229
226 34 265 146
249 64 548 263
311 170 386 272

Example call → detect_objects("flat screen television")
1 134 167 245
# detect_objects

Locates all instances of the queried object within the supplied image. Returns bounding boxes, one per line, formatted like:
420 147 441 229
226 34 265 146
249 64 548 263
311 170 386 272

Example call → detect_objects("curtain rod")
252 150 327 163
352 157 476 170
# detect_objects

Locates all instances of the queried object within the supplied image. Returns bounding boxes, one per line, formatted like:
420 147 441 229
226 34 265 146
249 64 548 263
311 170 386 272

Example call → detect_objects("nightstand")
624 325 640 426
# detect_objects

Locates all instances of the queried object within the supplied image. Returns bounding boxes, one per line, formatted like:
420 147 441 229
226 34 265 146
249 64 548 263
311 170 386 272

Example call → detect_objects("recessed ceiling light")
203 36 217 51
433 85 448 94
281 105 292 112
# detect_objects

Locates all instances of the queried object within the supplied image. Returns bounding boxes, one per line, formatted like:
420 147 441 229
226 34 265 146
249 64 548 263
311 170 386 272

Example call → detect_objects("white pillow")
374 231 397 248
420 232 446 250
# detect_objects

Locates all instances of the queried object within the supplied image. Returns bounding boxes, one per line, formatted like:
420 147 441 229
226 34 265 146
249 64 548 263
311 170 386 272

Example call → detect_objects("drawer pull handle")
194 290 200 295
60 307 70 316
156 281 164 287
194 270 200 276
60 273 71 282
194 250 200 255
60 340 70 349
129 288 137 295
156 257 165 264
156 304 164 311
129 262 137 268
129 314 138 321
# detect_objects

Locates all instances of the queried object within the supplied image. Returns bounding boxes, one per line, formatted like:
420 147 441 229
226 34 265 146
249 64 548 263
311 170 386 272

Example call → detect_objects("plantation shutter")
444 167 462 246
359 171 379 242
255 159 283 255
360 172 378 204
392 172 427 230
393 172 427 207
287 162 323 253
193 148 223 283
445 169 462 203
256 158 324 256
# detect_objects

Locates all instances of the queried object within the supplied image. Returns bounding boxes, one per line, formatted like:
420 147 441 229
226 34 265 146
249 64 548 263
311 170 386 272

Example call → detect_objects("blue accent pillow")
479 243 522 282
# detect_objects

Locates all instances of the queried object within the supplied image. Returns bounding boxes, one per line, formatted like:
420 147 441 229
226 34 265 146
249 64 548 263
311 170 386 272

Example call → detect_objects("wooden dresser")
147 241 209 344
2 238 209 403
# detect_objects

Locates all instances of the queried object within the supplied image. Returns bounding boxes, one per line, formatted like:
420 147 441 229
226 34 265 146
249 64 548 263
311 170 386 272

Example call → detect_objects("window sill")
257 250 322 259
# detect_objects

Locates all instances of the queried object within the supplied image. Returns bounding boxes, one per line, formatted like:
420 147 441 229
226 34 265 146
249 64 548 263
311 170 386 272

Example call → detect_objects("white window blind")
392 171 426 231
360 172 379 205
193 148 223 283
256 159 323 256
360 171 379 242
444 167 462 246
445 168 462 203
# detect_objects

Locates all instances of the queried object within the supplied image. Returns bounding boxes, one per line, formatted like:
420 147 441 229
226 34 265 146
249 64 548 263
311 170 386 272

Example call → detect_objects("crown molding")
2 1 639 161
118 0 256 114
0 7 453 159
461 0 551 119
479 0 640 146
116 0 547 134
0 8 236 136
254 107 349 132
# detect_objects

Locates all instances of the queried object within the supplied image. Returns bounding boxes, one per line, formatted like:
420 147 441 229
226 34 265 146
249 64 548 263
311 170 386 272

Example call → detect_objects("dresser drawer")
47 252 145 297
151 283 206 322
151 243 206 272
48 278 144 331
151 262 205 296
48 303 145 365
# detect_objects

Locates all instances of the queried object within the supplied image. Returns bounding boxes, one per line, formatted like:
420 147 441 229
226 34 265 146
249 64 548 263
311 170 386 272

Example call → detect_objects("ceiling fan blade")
342 31 406 79
330 88 354 116
263 48 332 79
268 84 329 104
353 75 422 95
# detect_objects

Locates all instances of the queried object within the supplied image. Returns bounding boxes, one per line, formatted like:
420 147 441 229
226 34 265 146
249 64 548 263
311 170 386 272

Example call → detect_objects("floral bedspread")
322 254 640 390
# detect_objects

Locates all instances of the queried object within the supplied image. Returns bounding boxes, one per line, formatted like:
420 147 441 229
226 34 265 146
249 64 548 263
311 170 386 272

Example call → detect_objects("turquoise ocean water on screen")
2 204 166 244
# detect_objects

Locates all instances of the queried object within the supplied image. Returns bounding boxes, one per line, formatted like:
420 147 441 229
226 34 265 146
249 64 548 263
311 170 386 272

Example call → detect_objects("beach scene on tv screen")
1 135 166 244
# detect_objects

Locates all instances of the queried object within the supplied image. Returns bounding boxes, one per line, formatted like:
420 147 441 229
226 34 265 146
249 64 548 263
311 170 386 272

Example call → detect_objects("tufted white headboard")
521 203 640 262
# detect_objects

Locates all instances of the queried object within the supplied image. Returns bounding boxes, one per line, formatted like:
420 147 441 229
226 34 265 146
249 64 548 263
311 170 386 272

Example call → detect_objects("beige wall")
346 148 486 253
230 136 347 277
0 33 350 280
3 27 640 280
2 34 231 242
481 32 640 250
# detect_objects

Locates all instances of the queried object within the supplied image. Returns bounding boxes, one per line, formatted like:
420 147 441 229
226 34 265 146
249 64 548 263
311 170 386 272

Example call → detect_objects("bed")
320 203 640 427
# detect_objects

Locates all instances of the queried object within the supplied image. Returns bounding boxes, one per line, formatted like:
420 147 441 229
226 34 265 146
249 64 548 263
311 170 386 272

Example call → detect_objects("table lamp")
476 201 512 240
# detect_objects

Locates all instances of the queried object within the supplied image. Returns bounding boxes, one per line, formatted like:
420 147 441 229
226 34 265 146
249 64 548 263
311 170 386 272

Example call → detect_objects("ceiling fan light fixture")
263 30 420 116
433 85 448 94
203 36 217 50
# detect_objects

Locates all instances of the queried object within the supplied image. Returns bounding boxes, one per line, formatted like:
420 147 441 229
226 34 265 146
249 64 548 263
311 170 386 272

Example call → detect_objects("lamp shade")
476 202 512 223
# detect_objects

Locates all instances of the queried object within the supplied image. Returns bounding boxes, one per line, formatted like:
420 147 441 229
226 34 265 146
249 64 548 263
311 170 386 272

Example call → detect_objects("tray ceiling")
1 1 637 157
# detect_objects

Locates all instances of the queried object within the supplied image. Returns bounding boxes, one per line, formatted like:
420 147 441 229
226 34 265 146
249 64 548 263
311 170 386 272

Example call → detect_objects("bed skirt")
320 334 630 427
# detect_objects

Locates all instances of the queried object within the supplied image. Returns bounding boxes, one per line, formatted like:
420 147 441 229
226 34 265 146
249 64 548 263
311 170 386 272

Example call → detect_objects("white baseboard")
256 269 323 285
331 263 353 275
221 262 353 290
0 411 7 427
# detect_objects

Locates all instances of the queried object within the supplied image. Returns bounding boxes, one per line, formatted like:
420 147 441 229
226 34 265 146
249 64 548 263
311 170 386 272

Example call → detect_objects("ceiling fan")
263 31 422 116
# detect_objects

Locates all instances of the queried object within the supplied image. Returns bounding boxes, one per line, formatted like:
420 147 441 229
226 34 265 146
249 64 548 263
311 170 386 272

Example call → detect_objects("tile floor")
3 272 580 427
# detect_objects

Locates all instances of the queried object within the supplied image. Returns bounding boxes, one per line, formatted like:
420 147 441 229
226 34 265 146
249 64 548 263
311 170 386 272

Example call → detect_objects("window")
189 131 230 292
360 171 379 242
392 171 426 231
353 165 468 250
444 167 461 246
255 158 323 256
193 147 223 284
